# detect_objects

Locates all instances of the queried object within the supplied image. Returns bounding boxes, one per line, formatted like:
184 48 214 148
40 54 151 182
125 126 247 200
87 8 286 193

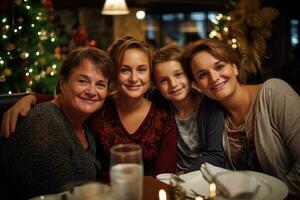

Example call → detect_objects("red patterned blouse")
88 97 177 180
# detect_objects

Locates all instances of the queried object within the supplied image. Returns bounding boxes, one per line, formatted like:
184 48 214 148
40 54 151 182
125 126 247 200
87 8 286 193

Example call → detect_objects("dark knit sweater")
0 102 100 200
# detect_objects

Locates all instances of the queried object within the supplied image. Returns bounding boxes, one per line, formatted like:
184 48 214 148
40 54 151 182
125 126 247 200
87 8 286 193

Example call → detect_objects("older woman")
182 38 300 194
0 47 113 199
1 36 177 180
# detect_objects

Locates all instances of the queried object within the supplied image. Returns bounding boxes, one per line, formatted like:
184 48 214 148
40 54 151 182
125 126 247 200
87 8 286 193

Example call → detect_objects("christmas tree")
0 0 64 94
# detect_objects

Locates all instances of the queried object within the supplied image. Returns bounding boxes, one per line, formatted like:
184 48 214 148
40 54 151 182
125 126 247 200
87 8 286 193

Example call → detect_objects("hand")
1 95 37 137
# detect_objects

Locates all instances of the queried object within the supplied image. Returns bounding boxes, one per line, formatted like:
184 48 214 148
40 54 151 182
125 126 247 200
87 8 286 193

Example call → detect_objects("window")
146 11 218 48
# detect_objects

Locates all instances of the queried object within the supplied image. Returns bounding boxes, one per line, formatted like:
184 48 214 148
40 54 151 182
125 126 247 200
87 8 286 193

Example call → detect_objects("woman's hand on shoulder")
1 95 37 137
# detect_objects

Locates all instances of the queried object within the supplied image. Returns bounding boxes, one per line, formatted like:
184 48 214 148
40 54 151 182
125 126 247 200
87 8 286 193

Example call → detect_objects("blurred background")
0 0 299 95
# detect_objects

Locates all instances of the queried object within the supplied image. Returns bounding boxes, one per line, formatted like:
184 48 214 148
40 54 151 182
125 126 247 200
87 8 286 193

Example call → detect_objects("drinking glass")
110 144 143 200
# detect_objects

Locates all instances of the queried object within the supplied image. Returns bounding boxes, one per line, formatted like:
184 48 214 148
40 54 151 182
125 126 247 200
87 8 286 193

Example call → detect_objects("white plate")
179 170 289 200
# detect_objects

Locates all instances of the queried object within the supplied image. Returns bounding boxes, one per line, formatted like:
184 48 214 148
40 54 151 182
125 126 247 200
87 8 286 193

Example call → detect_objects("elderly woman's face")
60 59 108 117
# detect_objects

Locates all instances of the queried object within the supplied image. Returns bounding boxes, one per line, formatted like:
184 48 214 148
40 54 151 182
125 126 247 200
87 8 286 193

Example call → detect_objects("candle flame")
209 182 217 198
159 189 167 200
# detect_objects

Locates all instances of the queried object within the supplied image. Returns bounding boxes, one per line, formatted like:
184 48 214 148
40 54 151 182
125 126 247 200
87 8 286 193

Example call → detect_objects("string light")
209 12 237 48
1 0 62 93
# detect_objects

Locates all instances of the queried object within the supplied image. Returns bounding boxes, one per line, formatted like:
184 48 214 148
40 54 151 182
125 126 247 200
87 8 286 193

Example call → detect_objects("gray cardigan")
223 78 300 194
0 102 100 199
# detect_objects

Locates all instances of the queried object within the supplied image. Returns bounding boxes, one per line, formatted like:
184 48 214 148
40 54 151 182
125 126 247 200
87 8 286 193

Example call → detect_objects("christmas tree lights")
0 0 63 94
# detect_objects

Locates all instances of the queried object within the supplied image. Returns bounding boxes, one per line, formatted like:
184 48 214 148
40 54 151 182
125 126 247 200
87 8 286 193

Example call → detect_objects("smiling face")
191 51 239 101
116 48 151 99
154 60 191 103
60 59 108 118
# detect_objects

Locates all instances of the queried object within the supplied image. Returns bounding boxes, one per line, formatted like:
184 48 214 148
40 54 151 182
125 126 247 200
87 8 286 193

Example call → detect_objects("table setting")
156 163 289 200
29 145 289 200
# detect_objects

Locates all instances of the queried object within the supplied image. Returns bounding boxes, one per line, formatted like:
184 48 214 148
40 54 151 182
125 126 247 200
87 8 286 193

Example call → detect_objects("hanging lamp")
101 0 130 15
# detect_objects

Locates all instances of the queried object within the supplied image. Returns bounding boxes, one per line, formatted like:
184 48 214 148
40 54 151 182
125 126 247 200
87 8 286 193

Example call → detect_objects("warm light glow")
209 183 217 198
101 0 129 15
158 189 167 200
195 197 203 200
136 10 145 20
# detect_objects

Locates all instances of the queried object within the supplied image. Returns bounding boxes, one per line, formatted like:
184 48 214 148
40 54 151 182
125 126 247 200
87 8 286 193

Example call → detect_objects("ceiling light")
101 0 129 15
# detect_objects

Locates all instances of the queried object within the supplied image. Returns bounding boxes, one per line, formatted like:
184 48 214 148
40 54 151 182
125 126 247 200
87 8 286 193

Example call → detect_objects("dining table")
142 175 299 200
30 175 299 200
143 176 171 200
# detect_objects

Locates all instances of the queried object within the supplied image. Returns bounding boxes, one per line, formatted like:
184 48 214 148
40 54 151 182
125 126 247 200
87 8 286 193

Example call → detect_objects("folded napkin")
200 163 258 198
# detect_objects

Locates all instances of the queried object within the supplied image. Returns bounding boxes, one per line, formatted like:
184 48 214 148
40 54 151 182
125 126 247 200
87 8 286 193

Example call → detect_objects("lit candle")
195 197 203 200
209 182 217 198
159 189 167 200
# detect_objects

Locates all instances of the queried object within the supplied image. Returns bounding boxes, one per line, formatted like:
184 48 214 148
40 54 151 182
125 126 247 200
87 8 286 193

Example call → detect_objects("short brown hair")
108 36 153 74
57 46 114 94
152 44 184 83
153 44 183 65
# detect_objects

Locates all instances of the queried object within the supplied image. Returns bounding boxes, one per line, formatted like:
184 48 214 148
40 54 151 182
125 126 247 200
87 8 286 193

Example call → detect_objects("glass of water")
110 144 144 200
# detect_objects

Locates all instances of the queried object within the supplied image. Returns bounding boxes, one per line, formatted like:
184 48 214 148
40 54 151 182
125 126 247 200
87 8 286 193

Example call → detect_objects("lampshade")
101 0 130 15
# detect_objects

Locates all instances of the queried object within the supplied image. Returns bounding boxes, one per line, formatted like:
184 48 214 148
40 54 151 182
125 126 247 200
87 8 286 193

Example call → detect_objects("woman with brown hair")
1 36 177 180
182 38 300 194
0 47 113 199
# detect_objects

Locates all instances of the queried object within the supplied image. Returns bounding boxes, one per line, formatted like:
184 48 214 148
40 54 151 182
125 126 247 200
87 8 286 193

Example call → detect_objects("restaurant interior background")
0 0 299 95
